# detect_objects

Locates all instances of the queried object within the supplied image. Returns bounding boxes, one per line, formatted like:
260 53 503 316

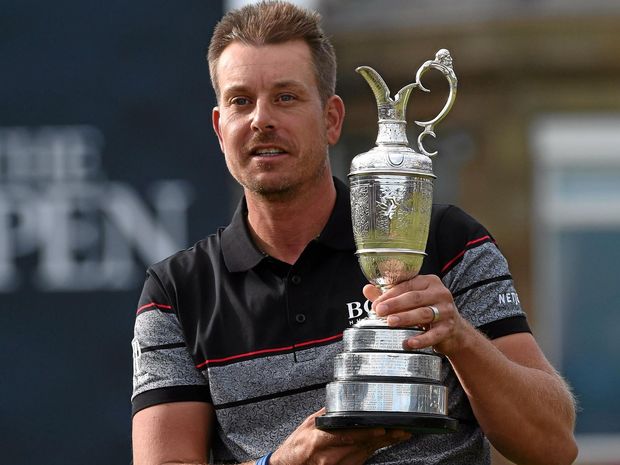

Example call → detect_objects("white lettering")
132 338 142 374
0 126 102 182
0 126 194 293
498 292 521 306
346 299 373 321
346 301 363 319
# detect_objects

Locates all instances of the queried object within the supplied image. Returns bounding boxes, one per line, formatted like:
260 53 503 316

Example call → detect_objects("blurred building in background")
317 1 620 463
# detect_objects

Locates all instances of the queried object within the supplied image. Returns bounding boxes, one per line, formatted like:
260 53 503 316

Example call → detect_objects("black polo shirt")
131 177 529 464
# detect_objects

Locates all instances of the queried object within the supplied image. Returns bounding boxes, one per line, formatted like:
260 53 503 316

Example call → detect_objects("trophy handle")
414 49 458 157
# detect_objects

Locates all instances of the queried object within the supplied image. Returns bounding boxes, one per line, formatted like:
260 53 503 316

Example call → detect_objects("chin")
253 181 295 197
243 164 328 199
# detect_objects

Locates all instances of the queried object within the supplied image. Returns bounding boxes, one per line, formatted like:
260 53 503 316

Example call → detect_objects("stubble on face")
234 129 330 202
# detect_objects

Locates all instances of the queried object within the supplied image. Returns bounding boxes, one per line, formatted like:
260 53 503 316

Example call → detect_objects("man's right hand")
132 403 410 465
270 409 411 465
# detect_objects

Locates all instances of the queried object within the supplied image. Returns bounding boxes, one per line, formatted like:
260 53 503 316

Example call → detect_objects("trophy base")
315 412 458 433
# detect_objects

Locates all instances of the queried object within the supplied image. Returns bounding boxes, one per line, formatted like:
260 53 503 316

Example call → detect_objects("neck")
245 175 337 265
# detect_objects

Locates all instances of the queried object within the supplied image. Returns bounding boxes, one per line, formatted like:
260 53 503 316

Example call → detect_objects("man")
131 2 578 464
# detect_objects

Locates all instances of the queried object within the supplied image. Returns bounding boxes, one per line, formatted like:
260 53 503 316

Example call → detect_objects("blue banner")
1 2 225 463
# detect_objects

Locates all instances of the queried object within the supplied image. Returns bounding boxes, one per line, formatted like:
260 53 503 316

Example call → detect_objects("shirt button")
295 313 306 324
291 275 302 285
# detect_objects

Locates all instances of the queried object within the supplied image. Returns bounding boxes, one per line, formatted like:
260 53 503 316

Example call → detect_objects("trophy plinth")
316 49 458 433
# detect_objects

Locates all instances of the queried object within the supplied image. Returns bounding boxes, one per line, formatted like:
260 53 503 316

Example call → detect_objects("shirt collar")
221 197 265 272
221 177 355 273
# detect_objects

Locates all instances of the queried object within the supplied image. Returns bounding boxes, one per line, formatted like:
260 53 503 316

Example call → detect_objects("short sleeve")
436 206 530 338
131 269 211 416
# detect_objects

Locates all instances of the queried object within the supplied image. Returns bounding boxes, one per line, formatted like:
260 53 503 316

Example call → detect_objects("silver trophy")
316 49 458 432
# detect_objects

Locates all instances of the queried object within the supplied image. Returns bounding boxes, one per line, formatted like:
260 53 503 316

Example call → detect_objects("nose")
250 100 276 132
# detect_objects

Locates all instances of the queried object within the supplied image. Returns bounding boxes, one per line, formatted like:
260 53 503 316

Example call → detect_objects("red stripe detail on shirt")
294 333 343 348
195 332 343 369
440 235 493 274
136 302 173 315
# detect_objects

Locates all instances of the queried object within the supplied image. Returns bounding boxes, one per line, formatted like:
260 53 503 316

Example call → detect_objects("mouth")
251 146 288 158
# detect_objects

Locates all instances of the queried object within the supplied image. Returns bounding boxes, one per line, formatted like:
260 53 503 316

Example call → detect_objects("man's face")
212 40 344 198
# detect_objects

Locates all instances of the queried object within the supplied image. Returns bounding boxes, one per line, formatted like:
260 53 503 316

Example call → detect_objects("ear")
212 106 225 153
324 95 345 146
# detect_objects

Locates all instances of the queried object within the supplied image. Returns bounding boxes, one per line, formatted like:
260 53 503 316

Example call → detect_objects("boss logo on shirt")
346 300 372 326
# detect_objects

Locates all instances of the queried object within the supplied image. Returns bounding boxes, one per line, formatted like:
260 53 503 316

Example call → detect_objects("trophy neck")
376 119 409 147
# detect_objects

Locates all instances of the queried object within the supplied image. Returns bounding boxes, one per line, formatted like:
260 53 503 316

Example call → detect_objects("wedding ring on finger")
429 305 440 323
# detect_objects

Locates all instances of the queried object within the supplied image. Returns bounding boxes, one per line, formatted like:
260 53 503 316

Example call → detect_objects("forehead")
216 40 318 93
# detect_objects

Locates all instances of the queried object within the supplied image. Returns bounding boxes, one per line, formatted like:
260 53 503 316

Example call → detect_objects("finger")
321 430 411 465
302 407 327 428
384 305 438 328
363 284 382 302
375 278 449 317
335 427 387 445
334 434 402 465
338 427 410 448
301 441 372 465
375 289 439 318
406 324 449 350
373 275 434 304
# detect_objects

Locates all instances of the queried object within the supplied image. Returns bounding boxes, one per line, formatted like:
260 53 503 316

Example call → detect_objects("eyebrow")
221 80 308 97
272 80 306 90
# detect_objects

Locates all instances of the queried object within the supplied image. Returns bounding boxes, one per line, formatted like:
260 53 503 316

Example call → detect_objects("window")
532 115 620 463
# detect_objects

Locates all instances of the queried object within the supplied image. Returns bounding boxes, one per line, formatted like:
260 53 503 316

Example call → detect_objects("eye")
230 96 251 106
278 94 296 102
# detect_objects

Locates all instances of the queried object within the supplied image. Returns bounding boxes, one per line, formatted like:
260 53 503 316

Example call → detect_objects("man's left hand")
363 274 470 357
